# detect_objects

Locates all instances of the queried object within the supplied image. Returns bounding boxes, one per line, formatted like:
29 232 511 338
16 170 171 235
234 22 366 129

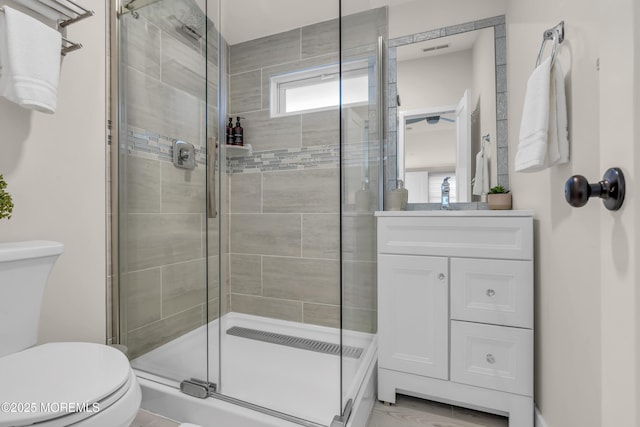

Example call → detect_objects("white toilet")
0 241 141 427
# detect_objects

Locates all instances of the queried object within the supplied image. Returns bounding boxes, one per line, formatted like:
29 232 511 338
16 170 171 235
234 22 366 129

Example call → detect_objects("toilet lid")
0 342 131 427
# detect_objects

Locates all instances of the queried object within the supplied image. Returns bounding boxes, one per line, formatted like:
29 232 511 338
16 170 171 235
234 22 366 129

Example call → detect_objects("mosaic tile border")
126 126 207 166
227 142 375 173
227 145 339 173
127 126 375 174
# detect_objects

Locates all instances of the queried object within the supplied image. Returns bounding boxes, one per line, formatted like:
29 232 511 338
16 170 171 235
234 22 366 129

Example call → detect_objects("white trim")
535 406 549 427
455 89 471 202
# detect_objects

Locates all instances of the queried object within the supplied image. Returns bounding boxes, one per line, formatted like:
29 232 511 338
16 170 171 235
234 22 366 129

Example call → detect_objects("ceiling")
219 0 442 45
395 31 480 63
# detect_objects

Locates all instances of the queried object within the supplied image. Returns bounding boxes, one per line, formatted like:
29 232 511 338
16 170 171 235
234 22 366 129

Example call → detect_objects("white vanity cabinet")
376 211 534 427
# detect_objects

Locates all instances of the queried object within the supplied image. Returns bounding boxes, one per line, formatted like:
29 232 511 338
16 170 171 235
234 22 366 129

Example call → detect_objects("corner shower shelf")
225 144 252 157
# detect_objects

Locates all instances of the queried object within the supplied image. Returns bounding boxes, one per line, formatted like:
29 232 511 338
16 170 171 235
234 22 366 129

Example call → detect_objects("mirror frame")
387 15 508 202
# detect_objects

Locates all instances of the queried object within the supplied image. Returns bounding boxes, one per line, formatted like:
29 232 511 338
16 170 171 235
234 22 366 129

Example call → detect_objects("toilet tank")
0 241 64 358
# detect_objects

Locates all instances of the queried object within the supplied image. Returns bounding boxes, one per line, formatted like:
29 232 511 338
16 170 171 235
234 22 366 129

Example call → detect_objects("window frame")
270 60 370 118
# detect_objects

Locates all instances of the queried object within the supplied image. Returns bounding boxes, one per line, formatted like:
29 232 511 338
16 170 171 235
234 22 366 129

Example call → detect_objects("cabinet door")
378 254 449 379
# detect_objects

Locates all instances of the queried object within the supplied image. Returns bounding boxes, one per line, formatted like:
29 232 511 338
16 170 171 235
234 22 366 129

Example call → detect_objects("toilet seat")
0 342 137 427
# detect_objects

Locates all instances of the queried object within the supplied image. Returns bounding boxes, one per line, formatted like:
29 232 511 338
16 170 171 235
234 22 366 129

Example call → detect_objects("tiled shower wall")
118 0 220 359
226 8 387 333
114 4 386 359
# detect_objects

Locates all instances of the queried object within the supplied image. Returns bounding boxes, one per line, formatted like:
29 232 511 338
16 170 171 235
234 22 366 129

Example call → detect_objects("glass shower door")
217 1 343 425
116 0 386 424
116 0 217 388
340 2 387 417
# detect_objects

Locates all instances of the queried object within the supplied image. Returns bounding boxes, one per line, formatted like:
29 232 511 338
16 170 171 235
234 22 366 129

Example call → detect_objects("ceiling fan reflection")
406 115 456 125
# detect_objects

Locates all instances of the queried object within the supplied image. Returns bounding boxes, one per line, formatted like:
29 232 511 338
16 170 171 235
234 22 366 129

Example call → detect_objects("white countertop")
374 209 534 217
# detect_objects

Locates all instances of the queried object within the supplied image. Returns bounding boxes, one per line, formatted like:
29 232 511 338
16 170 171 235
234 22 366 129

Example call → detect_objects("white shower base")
132 313 377 427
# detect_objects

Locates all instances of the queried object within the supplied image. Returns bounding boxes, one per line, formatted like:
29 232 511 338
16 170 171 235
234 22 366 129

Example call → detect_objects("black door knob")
564 167 625 211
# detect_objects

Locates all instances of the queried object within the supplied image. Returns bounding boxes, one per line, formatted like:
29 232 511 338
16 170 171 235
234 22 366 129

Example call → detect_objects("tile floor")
131 394 508 427
368 395 508 427
129 410 180 427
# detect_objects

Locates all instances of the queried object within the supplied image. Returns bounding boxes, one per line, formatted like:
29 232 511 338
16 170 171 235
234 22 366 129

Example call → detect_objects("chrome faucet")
441 177 451 210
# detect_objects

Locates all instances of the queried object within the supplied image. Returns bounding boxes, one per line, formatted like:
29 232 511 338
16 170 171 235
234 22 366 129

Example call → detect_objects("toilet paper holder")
564 167 625 211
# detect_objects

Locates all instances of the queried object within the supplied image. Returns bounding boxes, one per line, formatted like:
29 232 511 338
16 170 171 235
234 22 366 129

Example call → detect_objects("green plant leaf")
489 185 508 194
0 174 14 220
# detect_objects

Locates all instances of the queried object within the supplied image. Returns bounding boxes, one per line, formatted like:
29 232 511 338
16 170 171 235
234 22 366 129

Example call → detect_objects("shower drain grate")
226 326 363 359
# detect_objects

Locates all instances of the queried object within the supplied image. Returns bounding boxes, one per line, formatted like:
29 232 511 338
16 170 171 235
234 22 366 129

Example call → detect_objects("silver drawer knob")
486 354 495 364
438 273 445 281
486 289 496 297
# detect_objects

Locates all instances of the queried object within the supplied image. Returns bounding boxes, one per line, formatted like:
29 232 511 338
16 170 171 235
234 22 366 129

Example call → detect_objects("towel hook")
481 134 490 150
535 21 565 68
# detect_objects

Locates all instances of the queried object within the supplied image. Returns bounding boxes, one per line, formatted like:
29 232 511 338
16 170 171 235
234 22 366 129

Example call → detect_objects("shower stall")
111 0 386 425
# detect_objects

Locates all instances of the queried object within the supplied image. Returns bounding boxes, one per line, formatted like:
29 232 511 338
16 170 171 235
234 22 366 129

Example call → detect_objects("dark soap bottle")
226 117 234 145
233 117 244 146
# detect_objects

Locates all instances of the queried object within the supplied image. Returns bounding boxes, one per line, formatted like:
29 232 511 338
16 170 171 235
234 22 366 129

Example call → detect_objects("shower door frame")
108 0 121 347
110 0 214 383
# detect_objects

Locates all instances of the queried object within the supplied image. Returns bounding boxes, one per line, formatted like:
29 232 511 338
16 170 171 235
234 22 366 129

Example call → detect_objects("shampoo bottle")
396 179 408 210
226 118 234 145
233 117 244 146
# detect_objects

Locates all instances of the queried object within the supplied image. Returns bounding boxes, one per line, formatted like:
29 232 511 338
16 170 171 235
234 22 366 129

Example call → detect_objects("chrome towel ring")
535 21 565 68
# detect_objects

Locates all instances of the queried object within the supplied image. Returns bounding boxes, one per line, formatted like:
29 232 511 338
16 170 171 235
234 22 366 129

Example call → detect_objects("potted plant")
0 174 14 220
487 185 512 210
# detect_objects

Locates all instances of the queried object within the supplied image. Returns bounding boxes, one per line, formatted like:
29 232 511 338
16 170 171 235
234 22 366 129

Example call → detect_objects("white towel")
515 58 552 172
550 59 569 164
472 144 489 196
515 57 569 172
0 6 61 113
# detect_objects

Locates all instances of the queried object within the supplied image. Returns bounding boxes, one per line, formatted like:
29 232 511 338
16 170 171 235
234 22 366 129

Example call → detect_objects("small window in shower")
270 60 369 117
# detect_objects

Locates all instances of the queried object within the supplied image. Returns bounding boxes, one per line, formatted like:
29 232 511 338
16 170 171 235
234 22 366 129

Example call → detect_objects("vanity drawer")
377 217 532 260
450 258 533 328
450 321 533 396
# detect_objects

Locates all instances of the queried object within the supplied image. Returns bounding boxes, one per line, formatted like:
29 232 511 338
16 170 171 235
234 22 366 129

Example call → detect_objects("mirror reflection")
395 26 499 203
399 90 470 203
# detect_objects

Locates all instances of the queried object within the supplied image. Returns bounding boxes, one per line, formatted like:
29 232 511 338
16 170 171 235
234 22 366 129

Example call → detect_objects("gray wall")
225 8 387 333
119 0 219 359
118 4 386 360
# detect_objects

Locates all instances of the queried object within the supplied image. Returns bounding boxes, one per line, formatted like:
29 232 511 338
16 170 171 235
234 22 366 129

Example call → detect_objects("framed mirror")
388 15 507 205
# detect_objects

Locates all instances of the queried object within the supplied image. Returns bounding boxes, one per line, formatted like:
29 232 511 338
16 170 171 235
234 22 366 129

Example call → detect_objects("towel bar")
24 0 93 27
0 0 93 55
61 37 82 56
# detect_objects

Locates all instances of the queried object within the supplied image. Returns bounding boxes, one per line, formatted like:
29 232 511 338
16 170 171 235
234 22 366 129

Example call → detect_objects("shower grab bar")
535 21 564 68
0 0 92 55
